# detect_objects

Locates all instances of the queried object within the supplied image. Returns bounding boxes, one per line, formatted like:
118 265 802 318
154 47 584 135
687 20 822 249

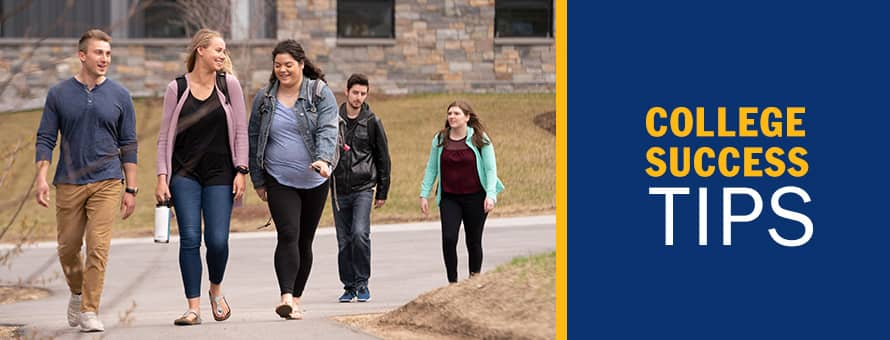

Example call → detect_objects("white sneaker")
67 294 81 327
79 312 104 332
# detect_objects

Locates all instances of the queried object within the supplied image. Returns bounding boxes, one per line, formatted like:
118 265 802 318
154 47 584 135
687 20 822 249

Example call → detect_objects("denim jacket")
248 78 339 189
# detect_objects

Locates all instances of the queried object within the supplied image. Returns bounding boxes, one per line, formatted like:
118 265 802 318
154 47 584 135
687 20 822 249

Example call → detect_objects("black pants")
266 175 329 296
439 191 488 283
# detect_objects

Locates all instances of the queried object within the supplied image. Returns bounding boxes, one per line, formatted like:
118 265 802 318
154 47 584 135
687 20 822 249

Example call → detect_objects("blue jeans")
170 176 233 299
332 189 373 290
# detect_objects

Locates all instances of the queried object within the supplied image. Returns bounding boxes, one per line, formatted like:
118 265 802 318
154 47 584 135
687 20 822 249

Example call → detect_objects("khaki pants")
55 179 121 313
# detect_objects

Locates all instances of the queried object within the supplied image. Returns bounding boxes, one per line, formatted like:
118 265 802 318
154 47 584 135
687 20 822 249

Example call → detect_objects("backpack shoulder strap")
216 71 230 104
307 79 325 112
175 74 187 103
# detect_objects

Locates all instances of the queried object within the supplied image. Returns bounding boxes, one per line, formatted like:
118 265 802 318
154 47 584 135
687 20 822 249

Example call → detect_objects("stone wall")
0 0 555 112
0 39 275 112
280 0 555 94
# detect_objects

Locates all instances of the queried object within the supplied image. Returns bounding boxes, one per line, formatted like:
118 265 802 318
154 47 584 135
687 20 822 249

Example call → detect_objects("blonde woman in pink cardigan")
154 29 248 326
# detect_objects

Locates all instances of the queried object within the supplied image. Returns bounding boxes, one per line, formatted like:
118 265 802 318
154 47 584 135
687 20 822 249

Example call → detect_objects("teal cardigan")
420 126 505 206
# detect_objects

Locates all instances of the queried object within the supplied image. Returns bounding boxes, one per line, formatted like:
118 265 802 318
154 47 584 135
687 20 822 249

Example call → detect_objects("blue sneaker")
338 289 355 303
356 287 371 302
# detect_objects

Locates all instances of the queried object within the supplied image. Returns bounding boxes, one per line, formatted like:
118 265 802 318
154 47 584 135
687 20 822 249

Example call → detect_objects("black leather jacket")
332 102 391 199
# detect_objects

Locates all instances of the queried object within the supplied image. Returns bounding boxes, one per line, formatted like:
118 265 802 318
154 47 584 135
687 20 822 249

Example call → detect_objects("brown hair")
437 100 491 149
268 39 326 88
77 29 111 52
185 28 233 74
347 73 369 90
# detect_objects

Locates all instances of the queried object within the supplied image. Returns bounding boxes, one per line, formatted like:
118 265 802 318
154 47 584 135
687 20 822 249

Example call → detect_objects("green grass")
0 93 555 241
496 251 556 293
502 251 557 275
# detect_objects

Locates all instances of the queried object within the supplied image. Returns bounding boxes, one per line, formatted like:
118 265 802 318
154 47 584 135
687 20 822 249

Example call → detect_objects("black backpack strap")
175 74 187 103
216 71 230 104
177 72 230 104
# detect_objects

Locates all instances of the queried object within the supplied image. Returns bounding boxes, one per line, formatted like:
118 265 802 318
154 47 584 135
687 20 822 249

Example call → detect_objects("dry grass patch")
0 285 50 304
338 251 556 340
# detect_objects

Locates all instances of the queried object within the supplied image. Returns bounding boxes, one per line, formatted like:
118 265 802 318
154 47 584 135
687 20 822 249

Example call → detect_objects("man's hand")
35 160 51 207
121 162 137 219
121 192 136 219
374 199 386 209
35 178 50 208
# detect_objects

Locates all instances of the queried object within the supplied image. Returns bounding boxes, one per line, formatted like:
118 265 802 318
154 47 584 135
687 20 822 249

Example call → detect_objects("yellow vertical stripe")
555 0 568 339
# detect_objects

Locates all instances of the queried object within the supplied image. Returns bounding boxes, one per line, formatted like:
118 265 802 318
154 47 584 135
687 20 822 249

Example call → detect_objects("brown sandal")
174 310 202 326
209 292 231 321
275 302 293 319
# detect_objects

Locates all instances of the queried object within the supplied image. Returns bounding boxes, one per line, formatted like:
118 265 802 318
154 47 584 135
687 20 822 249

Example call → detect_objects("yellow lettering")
738 107 758 137
787 146 809 177
763 147 785 177
717 107 736 137
693 146 715 177
646 107 667 137
695 107 714 137
670 107 693 137
743 147 763 177
645 146 666 177
760 107 783 137
786 107 806 137
718 147 740 177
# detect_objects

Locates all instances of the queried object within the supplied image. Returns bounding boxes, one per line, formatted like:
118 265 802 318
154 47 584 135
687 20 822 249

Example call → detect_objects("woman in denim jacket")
247 40 338 320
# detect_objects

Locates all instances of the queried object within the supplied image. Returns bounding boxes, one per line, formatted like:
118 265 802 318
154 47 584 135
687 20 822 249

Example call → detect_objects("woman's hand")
155 175 171 203
484 197 495 213
311 160 331 178
420 197 429 215
255 187 268 202
233 173 246 200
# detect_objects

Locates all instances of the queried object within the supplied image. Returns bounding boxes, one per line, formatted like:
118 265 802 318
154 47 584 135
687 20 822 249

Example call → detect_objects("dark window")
495 0 553 38
252 0 277 39
338 0 394 39
128 0 195 38
0 0 110 38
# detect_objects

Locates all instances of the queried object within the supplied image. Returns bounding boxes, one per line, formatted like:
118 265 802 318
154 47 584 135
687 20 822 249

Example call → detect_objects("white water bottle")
154 200 171 243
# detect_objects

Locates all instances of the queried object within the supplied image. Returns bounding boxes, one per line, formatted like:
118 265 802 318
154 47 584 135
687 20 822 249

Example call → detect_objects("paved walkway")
0 215 555 339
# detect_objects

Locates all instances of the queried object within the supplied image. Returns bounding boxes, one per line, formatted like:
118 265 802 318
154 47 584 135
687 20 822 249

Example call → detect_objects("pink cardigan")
156 73 249 186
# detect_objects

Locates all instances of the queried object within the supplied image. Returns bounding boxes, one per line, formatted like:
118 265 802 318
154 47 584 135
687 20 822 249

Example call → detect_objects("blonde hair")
78 29 111 52
185 28 234 75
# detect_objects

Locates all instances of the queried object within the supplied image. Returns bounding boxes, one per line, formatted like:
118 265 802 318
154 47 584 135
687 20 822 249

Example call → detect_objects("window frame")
337 0 396 40
494 0 554 39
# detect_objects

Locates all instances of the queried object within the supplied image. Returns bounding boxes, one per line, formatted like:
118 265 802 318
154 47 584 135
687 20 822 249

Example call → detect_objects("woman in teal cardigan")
420 100 505 283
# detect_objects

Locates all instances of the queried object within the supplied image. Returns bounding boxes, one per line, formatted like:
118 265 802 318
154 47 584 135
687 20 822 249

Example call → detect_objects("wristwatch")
125 187 139 196
236 166 249 175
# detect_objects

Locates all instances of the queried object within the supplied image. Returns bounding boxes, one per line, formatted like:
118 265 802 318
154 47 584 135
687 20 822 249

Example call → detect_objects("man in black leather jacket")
331 73 391 303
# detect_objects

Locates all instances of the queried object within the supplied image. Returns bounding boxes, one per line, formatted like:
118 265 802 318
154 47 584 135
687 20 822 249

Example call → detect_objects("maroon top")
441 136 483 194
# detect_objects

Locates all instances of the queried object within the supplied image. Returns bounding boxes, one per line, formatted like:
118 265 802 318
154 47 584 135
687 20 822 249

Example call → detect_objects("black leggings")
265 175 329 296
439 191 488 283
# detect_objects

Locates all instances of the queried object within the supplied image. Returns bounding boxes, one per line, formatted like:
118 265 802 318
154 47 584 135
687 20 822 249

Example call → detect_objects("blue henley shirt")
35 77 138 185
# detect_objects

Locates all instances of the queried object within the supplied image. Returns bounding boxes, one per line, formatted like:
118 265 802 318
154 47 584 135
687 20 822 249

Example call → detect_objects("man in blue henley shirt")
34 29 138 333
